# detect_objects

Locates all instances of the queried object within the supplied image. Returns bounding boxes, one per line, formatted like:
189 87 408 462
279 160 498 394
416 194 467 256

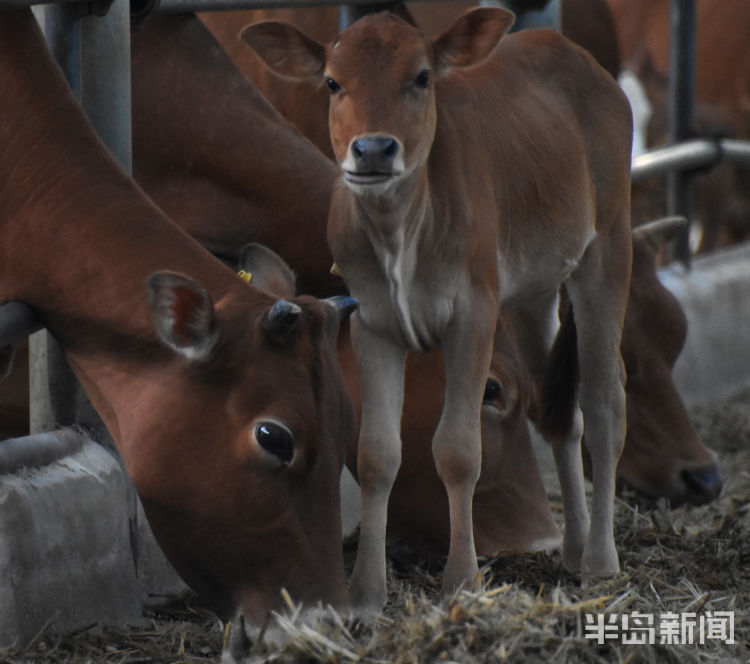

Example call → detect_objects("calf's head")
118 252 356 625
241 8 514 197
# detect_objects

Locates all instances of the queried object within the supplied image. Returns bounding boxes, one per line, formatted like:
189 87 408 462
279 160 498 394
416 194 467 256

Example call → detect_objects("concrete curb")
661 240 750 407
0 432 185 649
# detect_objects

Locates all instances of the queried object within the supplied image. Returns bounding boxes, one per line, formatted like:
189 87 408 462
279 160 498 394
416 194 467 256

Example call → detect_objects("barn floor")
2 389 749 664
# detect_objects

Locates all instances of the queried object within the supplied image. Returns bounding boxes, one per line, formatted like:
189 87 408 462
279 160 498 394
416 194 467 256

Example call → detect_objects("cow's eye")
325 76 341 94
483 378 502 403
414 68 431 89
254 421 294 465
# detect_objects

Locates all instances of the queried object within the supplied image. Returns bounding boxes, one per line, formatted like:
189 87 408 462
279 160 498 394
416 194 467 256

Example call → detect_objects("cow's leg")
433 294 497 592
348 317 407 611
508 292 590 573
566 228 630 578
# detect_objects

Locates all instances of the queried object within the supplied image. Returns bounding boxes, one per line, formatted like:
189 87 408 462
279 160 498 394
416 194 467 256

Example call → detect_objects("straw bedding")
2 389 748 663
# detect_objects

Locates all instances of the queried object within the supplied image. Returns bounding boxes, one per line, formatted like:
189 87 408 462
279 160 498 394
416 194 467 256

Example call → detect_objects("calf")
191 9 721 507
243 8 633 608
0 9 355 626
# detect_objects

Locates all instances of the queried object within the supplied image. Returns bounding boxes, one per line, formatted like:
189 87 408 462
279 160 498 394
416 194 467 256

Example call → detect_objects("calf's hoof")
581 543 620 582
442 557 481 594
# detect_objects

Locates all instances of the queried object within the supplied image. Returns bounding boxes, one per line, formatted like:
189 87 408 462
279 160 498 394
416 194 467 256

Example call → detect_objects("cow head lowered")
121 257 357 624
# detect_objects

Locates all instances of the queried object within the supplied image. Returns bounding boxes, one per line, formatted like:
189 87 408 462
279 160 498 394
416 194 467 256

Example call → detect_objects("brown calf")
196 7 722 506
243 8 633 608
0 9 356 627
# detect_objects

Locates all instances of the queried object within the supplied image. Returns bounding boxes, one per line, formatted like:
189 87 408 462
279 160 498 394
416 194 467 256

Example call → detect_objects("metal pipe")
666 0 697 264
632 138 750 183
0 0 79 8
155 0 450 10
0 303 42 348
720 139 750 169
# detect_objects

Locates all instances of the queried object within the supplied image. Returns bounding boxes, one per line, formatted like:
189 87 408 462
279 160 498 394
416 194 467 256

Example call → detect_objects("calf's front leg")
433 295 497 592
347 316 407 611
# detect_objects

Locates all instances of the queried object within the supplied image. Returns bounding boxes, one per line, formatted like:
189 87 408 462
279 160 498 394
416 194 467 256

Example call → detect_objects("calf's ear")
432 7 514 74
240 21 326 81
147 272 219 361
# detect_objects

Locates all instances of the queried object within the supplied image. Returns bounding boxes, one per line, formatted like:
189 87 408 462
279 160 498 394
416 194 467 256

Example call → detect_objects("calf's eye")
254 421 294 465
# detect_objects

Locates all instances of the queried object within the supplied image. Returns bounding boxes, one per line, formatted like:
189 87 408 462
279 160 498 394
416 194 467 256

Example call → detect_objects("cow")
0 8 357 628
242 7 633 609
131 13 341 297
607 0 750 250
617 218 722 505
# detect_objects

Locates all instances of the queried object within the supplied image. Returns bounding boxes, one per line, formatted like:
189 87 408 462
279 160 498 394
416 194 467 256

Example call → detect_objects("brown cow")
131 13 340 297
617 218 722 505
0 9 356 627
243 8 633 609
607 0 750 250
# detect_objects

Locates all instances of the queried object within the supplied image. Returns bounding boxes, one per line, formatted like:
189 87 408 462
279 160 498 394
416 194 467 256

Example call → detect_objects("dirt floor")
2 389 749 664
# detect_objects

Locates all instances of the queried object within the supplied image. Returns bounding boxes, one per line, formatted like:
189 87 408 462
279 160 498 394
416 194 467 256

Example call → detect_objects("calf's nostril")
352 140 364 160
382 138 398 159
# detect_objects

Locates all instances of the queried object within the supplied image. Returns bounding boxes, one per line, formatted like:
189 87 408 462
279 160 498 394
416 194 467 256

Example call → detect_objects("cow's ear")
432 7 514 74
238 243 297 298
240 21 325 81
147 272 219 361
632 215 688 249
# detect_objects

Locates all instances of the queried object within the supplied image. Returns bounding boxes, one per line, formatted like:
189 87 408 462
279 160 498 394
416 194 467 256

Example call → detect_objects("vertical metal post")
667 0 696 266
79 0 133 175
32 0 132 436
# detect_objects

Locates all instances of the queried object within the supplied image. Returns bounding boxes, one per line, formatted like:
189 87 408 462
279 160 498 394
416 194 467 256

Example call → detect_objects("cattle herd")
0 0 746 660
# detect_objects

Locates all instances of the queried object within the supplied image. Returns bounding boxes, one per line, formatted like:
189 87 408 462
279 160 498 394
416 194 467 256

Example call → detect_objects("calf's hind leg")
565 226 630 578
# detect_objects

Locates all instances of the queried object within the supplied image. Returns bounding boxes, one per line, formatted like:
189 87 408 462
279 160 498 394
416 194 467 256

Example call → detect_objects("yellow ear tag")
238 270 253 283
330 263 342 276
